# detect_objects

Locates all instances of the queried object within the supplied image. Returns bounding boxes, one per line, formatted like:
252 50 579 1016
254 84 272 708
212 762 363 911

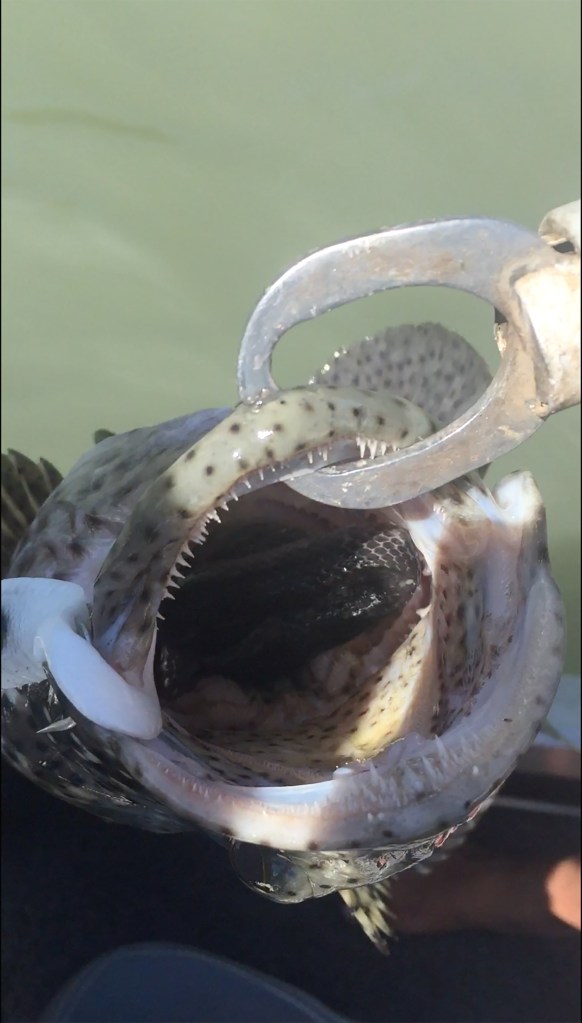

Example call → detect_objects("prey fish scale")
1 322 565 955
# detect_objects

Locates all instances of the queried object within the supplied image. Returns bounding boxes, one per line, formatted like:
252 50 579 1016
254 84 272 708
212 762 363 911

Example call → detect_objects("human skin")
390 852 581 936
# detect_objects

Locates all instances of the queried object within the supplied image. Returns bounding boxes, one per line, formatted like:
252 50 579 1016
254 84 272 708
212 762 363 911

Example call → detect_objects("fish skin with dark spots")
1 323 564 951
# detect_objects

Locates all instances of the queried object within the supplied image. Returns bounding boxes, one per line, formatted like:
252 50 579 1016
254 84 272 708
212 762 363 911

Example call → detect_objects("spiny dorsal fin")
339 880 395 953
94 429 115 444
1 450 63 577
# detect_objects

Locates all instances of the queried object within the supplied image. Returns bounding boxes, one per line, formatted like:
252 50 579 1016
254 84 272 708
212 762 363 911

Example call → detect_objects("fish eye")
229 842 314 903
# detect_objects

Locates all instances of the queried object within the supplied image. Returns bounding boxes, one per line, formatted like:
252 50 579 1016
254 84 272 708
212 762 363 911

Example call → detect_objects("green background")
2 0 580 673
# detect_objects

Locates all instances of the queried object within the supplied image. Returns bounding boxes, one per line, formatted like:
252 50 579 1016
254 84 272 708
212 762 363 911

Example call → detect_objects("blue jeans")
41 943 347 1023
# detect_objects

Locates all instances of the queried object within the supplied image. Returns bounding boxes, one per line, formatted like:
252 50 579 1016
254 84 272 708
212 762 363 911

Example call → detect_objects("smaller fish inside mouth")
150 482 430 783
154 518 421 695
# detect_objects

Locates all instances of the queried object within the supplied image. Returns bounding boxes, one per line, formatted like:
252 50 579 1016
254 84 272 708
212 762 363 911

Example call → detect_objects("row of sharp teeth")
357 438 391 460
158 436 392 615
158 484 241 612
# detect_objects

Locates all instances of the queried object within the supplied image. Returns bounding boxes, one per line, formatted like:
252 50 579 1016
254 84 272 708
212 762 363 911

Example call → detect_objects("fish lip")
116 473 564 852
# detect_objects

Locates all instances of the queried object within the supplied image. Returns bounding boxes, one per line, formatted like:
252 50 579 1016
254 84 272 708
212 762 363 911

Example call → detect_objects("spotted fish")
1 323 564 950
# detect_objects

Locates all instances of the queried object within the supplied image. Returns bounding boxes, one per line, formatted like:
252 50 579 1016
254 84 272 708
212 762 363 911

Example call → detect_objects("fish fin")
94 429 116 444
313 323 492 430
1 450 63 577
339 880 395 953
36 717 77 734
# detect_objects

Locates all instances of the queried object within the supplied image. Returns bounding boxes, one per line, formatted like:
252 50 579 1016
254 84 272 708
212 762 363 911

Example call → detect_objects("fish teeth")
367 440 378 460
357 438 367 458
379 441 389 456
37 717 77 735
209 510 222 523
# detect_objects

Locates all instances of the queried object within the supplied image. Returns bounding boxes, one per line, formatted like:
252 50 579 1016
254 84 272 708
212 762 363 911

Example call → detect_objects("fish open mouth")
153 481 433 785
89 385 564 852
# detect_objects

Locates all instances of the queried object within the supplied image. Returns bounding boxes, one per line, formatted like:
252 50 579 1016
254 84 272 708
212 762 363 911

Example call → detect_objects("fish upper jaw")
91 386 433 682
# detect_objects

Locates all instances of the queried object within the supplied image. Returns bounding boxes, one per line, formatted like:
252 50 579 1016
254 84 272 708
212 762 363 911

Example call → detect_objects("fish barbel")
1 323 564 950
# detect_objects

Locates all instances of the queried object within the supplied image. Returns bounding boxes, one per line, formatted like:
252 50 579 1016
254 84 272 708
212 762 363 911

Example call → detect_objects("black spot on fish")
1 608 9 651
273 423 283 433
229 423 241 434
115 483 134 500
238 458 249 470
307 841 319 851
327 401 336 412
143 524 160 544
184 450 195 462
163 477 175 491
399 429 409 440
265 447 275 459
85 513 108 532
67 540 85 559
205 465 215 476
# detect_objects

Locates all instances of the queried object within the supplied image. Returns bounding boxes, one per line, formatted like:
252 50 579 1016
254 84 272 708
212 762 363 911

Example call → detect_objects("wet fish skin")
1 322 565 952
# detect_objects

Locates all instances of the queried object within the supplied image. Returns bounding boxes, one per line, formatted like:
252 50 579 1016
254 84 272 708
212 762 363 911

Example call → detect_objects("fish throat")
153 485 431 784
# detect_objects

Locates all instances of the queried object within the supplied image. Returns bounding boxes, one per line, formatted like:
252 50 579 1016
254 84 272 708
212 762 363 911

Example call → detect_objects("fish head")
1 324 564 907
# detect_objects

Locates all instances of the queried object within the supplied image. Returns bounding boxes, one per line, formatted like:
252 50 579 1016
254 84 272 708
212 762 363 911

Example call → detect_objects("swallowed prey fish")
1 322 564 950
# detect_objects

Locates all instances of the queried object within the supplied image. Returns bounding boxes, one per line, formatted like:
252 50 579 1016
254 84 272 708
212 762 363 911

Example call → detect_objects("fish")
1 322 565 951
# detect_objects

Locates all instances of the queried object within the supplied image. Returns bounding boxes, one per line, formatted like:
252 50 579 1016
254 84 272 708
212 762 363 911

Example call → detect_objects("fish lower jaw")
116 472 565 854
